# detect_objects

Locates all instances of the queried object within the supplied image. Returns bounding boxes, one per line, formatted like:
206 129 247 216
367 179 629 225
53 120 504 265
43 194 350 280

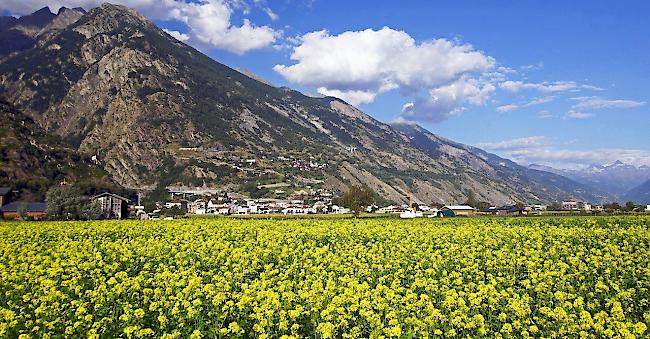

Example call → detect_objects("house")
93 193 129 219
205 201 230 214
527 204 547 211
188 199 206 214
0 187 13 206
646 205 650 212
442 205 475 217
1 202 48 220
283 205 317 214
377 205 406 214
330 205 350 214
562 200 584 211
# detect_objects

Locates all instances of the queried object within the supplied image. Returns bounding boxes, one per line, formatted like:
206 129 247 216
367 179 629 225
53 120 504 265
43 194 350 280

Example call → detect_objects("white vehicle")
400 211 423 219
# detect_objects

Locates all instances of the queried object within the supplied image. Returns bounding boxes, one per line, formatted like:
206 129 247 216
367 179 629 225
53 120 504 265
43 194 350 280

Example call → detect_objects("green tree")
161 206 187 217
624 201 637 212
464 190 479 208
341 184 375 215
17 202 29 220
46 185 102 220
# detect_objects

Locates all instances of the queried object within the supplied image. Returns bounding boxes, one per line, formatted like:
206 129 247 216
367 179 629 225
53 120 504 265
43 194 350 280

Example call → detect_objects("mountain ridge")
0 6 85 57
0 3 611 205
624 179 650 204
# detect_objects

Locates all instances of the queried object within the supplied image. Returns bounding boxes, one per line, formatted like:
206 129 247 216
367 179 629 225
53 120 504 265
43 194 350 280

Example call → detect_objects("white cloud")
262 7 278 21
317 87 378 106
506 148 650 170
571 96 646 110
275 28 494 92
1 0 280 54
500 80 602 93
478 136 650 169
163 29 189 42
564 110 593 120
274 27 495 120
520 62 544 71
496 104 519 113
477 136 550 151
400 76 495 122
496 96 554 112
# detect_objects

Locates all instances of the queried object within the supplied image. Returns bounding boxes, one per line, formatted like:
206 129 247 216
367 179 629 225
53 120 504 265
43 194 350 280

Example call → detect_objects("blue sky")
3 0 650 169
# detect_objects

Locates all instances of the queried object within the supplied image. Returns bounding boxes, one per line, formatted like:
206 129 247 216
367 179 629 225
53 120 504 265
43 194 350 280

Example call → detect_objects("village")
2 185 649 221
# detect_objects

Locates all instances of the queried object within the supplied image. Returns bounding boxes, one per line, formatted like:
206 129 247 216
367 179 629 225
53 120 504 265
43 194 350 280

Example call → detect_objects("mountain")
394 124 612 204
623 180 650 204
0 6 85 57
0 100 121 201
529 161 650 201
0 4 610 205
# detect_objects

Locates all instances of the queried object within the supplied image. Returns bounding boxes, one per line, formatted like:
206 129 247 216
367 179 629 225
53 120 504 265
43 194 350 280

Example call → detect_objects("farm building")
1 202 48 220
93 193 130 220
0 187 13 206
442 205 475 217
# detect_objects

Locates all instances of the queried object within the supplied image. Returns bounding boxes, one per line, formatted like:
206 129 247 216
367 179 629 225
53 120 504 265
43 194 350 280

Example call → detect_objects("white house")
377 205 405 214
330 205 350 214
646 205 650 212
282 206 307 214
562 201 581 210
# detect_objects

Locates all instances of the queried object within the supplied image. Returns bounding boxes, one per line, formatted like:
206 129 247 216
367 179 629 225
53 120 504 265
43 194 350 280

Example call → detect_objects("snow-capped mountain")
529 161 650 201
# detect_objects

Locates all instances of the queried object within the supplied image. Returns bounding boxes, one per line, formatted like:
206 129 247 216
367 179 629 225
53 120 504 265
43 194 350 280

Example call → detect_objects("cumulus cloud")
571 96 646 110
500 80 603 93
400 77 495 122
1 0 280 54
274 27 495 118
564 110 593 120
496 96 554 113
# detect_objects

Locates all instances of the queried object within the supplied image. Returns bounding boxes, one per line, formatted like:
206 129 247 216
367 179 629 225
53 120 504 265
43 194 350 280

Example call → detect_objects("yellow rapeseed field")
0 216 649 338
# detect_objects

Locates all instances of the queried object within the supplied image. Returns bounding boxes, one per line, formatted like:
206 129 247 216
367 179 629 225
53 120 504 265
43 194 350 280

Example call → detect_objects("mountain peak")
610 160 625 167
57 7 86 15
32 6 53 16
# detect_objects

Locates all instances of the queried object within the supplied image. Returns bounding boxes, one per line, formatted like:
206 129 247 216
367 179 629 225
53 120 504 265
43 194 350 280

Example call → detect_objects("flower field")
1 217 649 338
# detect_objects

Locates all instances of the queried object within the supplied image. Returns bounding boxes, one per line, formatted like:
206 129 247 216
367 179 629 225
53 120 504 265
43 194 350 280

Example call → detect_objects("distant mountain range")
529 161 650 203
0 6 85 57
0 4 612 205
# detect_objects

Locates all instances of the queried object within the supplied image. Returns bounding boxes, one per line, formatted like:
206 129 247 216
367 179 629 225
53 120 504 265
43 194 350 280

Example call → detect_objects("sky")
3 0 650 169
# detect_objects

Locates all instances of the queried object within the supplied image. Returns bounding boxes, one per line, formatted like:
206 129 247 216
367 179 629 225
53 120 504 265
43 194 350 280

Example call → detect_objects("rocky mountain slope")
530 161 650 201
0 100 120 201
0 4 611 204
394 124 612 204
